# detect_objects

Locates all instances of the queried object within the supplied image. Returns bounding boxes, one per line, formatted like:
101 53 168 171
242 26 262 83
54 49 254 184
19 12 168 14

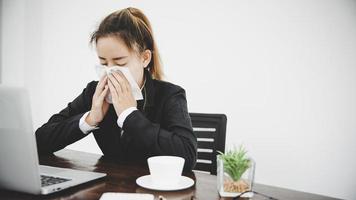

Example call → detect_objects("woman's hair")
90 7 163 80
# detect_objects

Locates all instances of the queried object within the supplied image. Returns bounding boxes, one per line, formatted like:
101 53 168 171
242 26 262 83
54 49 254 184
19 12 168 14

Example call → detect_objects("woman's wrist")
117 107 137 128
85 111 98 126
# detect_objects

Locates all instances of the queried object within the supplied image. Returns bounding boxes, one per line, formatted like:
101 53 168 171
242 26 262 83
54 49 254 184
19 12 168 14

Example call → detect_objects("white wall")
1 0 356 199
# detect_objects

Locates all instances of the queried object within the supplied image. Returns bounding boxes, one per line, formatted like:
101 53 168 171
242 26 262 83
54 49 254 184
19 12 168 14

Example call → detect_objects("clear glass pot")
217 155 255 198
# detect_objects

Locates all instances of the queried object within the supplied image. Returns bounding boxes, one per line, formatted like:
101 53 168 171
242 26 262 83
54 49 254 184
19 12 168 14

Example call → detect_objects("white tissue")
95 65 143 103
99 193 154 200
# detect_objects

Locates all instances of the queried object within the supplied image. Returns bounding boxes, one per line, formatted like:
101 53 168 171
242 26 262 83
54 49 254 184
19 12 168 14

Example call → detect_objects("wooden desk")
0 149 339 200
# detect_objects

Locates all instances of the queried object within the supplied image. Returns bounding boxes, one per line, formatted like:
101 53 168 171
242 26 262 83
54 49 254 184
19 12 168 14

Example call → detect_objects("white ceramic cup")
147 156 185 187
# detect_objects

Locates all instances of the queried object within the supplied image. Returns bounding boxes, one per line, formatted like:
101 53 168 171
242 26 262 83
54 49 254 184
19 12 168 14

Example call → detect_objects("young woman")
35 7 197 170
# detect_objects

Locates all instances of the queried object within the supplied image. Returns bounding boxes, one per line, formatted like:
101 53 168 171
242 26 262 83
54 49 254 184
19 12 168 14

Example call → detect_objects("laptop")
0 85 106 195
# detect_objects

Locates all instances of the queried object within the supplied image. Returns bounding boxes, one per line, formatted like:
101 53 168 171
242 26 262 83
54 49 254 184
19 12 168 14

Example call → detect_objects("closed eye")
116 63 127 66
100 63 127 67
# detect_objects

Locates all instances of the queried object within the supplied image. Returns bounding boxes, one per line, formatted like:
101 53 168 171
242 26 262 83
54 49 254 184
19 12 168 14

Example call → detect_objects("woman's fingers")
107 72 137 116
111 71 130 93
108 74 123 95
88 76 110 125
98 76 108 91
98 85 109 101
107 78 119 98
94 76 108 97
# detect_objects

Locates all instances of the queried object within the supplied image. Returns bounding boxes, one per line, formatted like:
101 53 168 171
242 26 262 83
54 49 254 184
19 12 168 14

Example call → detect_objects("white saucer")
136 175 195 191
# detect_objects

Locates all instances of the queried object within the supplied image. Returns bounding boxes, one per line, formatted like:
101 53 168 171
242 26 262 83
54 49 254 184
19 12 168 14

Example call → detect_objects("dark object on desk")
190 113 227 175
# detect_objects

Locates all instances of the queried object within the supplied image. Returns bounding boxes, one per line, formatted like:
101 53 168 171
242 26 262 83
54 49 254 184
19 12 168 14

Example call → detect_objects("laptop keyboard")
40 175 71 187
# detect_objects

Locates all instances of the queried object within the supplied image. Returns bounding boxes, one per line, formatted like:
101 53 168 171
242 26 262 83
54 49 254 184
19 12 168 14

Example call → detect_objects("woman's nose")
107 62 116 67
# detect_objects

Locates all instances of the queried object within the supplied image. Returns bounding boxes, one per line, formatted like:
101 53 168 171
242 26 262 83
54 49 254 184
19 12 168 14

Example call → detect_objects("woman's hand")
86 76 110 126
107 71 137 117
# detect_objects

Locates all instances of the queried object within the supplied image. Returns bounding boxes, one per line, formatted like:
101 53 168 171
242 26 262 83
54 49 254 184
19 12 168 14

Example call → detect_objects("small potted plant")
217 145 255 198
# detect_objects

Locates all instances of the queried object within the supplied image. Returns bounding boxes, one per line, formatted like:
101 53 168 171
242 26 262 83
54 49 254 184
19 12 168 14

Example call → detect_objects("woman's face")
96 36 151 87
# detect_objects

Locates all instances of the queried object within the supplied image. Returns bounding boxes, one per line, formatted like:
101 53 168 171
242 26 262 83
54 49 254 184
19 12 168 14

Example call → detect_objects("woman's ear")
141 49 152 69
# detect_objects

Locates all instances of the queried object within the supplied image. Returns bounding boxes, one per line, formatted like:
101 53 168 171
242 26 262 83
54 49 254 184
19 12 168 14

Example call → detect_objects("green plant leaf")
219 145 251 181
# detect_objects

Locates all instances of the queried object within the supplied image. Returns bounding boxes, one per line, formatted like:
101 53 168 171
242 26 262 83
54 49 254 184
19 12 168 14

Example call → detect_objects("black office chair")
190 113 227 175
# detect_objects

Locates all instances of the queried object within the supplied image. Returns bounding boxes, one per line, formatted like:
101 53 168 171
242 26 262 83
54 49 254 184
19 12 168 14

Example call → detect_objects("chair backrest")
190 113 227 175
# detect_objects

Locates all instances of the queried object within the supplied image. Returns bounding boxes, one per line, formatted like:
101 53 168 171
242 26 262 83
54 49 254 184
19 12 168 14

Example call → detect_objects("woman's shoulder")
150 79 189 113
152 79 186 97
81 80 98 97
86 80 99 88
84 80 98 90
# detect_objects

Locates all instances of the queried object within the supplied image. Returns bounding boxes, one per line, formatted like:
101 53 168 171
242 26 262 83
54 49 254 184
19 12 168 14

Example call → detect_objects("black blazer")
35 71 197 170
